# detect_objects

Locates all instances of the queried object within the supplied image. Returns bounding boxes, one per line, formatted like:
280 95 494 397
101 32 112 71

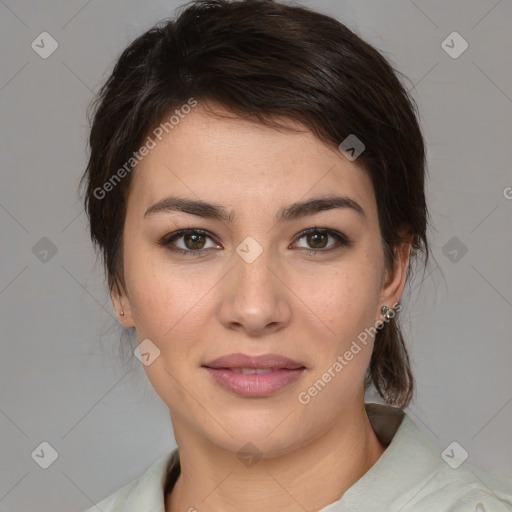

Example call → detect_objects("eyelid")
158 227 352 256
159 228 221 251
292 227 352 250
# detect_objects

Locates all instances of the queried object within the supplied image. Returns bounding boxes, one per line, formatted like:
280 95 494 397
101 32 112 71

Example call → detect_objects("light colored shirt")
84 403 512 511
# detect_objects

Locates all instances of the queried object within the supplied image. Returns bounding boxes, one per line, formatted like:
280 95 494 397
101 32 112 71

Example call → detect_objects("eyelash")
157 228 353 258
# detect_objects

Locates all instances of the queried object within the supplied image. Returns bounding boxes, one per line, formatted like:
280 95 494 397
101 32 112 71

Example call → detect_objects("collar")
122 402 430 511
320 403 443 510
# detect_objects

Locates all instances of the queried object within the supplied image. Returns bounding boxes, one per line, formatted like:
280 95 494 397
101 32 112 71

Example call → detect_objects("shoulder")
406 461 512 511
389 413 512 511
83 479 134 512
359 404 512 512
82 450 178 512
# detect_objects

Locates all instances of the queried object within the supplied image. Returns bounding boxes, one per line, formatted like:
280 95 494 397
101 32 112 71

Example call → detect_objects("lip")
203 352 305 370
204 367 306 397
202 353 307 398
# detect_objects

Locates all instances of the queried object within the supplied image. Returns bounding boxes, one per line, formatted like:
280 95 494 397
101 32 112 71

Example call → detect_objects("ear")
376 228 414 324
110 280 136 328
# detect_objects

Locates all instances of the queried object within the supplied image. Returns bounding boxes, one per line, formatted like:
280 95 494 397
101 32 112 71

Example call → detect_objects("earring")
381 305 394 320
120 311 125 317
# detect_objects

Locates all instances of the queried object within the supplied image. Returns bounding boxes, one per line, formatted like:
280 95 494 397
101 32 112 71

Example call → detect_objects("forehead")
126 104 376 220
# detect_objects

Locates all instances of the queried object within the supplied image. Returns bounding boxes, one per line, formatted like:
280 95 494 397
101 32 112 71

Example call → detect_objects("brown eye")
182 232 207 250
157 229 220 257
293 228 352 255
305 232 329 249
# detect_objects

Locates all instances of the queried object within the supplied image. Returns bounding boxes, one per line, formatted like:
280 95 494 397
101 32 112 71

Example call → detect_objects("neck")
166 402 387 512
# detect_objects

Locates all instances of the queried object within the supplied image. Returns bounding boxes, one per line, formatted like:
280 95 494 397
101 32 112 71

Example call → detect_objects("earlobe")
110 280 135 328
378 234 413 318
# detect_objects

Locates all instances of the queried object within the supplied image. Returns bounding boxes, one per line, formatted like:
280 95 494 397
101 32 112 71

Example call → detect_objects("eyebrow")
143 195 366 223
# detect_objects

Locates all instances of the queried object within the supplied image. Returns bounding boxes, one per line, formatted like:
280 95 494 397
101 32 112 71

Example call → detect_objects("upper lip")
203 353 305 370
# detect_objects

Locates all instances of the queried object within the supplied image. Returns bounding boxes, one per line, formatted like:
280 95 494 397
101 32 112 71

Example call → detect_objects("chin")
201 416 313 461
211 435 303 461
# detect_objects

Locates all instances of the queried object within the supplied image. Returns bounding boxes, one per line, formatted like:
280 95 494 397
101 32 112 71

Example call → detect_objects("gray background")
1 0 511 510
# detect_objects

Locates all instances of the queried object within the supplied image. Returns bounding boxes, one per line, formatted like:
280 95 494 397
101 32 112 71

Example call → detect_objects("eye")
292 228 352 256
157 229 221 257
157 227 353 258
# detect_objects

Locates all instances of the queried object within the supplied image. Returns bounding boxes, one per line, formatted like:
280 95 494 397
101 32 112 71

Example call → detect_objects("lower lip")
203 367 306 397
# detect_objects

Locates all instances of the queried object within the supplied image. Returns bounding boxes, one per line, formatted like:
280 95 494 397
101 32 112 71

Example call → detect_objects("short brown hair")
79 0 430 408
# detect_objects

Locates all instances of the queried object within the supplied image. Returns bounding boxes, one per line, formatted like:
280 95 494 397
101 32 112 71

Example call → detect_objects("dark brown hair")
79 0 430 408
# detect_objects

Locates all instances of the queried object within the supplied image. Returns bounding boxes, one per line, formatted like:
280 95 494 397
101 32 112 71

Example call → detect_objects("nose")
218 246 292 336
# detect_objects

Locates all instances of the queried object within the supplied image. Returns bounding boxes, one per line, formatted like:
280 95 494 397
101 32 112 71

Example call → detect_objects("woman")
80 0 512 510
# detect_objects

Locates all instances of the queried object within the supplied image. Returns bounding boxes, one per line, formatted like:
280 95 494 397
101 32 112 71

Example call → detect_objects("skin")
111 102 412 512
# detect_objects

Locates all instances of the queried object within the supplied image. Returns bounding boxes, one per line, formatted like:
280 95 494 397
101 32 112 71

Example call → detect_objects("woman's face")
113 103 409 456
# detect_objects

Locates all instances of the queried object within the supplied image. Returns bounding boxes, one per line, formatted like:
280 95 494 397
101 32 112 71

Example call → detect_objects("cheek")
123 248 210 402
292 258 381 339
123 243 220 346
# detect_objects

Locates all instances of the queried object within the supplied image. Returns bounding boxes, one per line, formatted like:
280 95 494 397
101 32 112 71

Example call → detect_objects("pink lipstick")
203 353 306 397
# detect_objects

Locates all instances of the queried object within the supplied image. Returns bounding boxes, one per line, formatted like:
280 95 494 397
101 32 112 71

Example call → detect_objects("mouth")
203 367 306 397
202 353 307 397
221 367 300 374
203 352 305 371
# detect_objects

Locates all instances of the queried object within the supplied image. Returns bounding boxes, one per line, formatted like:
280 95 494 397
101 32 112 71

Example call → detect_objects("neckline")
162 402 406 500
163 448 181 496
